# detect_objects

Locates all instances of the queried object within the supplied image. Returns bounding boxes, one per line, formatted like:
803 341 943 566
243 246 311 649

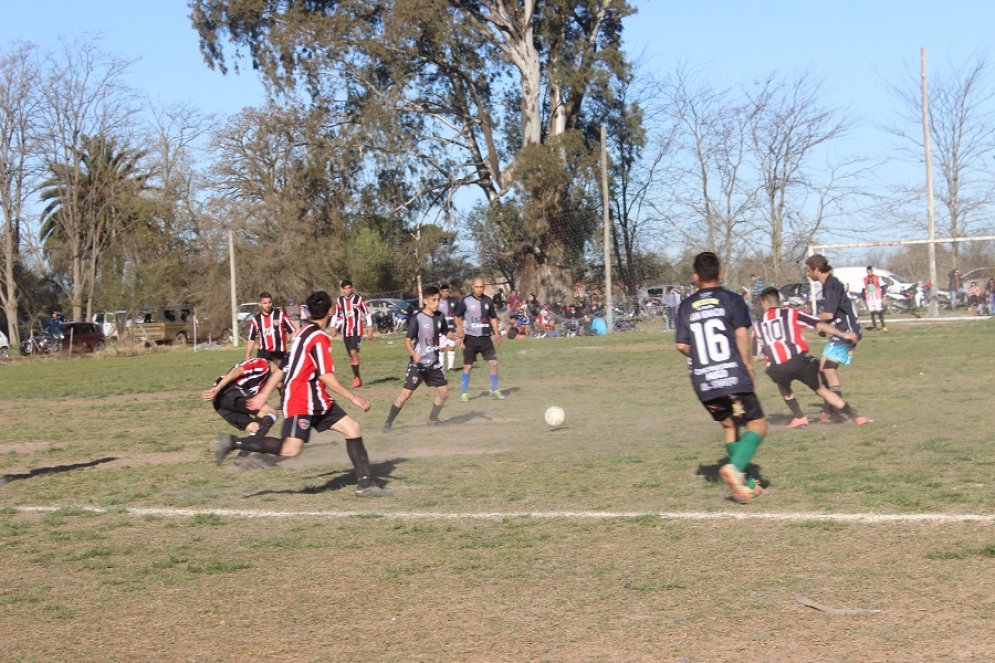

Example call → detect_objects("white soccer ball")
544 405 565 427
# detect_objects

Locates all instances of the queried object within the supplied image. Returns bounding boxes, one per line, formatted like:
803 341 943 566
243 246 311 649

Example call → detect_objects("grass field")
2 319 995 662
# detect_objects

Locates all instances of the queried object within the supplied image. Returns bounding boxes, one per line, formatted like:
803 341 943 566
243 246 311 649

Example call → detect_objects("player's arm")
734 326 756 380
814 320 858 343
452 302 467 346
318 371 371 412
201 365 245 401
329 302 342 338
245 367 285 412
244 320 258 359
361 300 374 339
404 316 421 363
674 342 691 358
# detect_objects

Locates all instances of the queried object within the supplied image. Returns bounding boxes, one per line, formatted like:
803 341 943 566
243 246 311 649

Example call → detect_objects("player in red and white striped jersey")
329 280 374 388
201 357 280 436
215 291 392 497
754 287 869 428
245 292 296 362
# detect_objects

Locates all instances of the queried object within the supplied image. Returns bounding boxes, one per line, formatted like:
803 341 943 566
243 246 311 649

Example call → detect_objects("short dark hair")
439 283 451 290
259 291 272 300
306 291 333 320
760 286 781 305
866 265 874 271
693 252 721 281
422 285 440 298
340 279 352 288
806 254 832 274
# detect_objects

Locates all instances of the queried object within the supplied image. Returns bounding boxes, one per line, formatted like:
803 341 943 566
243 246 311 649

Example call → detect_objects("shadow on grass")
364 376 400 386
465 386 521 401
696 458 769 489
242 458 405 497
440 410 492 425
0 457 117 486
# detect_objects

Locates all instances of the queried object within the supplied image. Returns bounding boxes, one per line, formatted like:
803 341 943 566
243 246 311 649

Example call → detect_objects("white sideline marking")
8 505 995 524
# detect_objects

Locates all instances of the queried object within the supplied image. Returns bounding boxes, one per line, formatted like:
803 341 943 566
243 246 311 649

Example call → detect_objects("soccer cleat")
854 416 872 426
427 419 442 425
744 482 766 500
232 449 252 467
355 484 394 498
718 463 753 504
819 411 846 424
819 411 831 423
381 423 392 434
786 416 809 429
353 377 363 388
460 392 469 402
214 433 236 466
881 326 889 332
491 389 506 400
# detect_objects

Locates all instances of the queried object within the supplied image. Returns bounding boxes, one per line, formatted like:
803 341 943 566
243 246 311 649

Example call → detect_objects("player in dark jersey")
453 276 503 401
805 254 863 423
245 291 296 363
330 280 374 388
437 283 460 371
381 285 454 432
216 291 392 497
675 252 767 504
754 287 869 428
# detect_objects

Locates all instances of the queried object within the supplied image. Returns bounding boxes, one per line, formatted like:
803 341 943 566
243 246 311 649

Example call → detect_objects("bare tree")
36 35 136 321
884 53 995 266
0 42 42 346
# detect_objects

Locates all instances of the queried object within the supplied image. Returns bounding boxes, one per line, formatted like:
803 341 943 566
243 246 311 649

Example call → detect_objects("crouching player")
381 285 453 432
675 252 767 504
754 287 870 428
201 357 283 466
216 290 393 498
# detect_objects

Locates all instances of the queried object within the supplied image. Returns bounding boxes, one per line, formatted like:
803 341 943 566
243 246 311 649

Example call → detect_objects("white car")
92 310 127 339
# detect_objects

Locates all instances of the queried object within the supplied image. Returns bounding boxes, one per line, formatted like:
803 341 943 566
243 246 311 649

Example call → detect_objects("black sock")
385 404 402 426
429 403 444 421
784 397 804 418
829 386 843 415
235 435 284 455
879 313 886 327
253 414 277 437
346 437 372 489
351 364 360 378
839 402 858 419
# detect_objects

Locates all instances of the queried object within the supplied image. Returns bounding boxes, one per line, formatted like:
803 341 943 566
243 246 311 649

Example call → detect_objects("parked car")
366 298 405 316
92 310 127 339
127 304 232 346
780 282 812 308
20 321 105 355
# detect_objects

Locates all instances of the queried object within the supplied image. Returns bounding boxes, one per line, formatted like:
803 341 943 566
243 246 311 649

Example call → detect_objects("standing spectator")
245 292 296 363
805 255 862 423
662 286 680 331
284 297 302 327
47 311 65 338
526 294 541 337
437 283 460 371
863 266 887 332
330 280 374 388
675 252 767 504
967 281 981 312
454 276 503 401
507 290 524 314
231 290 392 497
985 278 995 316
381 285 453 432
948 268 962 310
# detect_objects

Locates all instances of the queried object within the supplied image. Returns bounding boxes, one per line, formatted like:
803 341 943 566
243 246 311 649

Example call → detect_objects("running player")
381 285 453 432
453 276 503 401
863 266 887 331
805 254 863 423
330 280 373 388
245 292 296 362
675 252 767 504
754 287 869 428
217 291 392 498
437 283 460 371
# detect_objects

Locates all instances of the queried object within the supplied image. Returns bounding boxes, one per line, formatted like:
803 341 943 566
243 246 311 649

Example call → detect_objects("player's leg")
722 396 767 502
348 342 362 387
214 417 310 465
383 381 417 433
484 339 503 399
767 360 807 426
329 413 392 497
819 353 845 422
460 339 477 401
428 378 450 423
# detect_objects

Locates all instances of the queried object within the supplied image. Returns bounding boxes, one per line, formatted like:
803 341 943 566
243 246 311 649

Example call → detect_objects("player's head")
439 283 451 296
340 279 353 295
866 265 874 274
805 254 832 279
471 277 485 296
306 291 333 321
759 286 782 310
422 285 441 313
692 252 721 285
258 292 273 314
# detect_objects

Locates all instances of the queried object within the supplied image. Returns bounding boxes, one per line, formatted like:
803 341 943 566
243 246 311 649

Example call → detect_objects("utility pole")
229 229 239 347
922 48 939 318
601 125 613 333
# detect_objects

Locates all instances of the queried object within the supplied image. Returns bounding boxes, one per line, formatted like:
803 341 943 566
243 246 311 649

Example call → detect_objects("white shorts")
866 298 883 312
439 336 456 349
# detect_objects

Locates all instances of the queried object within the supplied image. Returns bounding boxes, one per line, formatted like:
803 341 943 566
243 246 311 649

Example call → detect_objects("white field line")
8 505 995 524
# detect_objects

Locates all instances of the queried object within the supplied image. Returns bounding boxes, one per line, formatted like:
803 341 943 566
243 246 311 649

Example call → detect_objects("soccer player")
437 283 460 371
805 254 862 423
453 276 503 401
245 292 296 362
381 285 453 432
217 291 392 498
753 287 870 428
863 266 887 331
330 280 373 388
675 252 767 504
201 357 281 436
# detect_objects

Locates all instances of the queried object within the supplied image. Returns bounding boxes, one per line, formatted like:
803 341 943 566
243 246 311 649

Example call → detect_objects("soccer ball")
544 405 565 427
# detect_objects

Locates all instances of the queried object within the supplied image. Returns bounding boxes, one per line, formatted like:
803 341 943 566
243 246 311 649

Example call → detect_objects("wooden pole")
922 48 939 317
229 229 239 347
601 125 613 333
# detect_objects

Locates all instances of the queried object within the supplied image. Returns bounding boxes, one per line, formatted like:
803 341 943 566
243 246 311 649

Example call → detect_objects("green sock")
731 430 763 474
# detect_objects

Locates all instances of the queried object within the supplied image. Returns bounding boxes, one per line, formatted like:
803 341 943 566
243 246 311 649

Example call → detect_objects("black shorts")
213 385 258 430
256 349 287 363
281 403 348 443
462 335 497 364
701 393 765 424
343 335 363 353
765 354 821 392
403 362 447 391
